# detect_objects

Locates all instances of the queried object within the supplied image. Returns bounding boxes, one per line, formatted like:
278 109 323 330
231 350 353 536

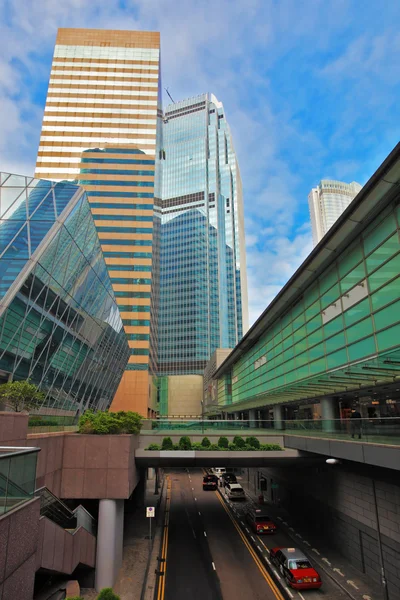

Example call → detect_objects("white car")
225 483 246 500
212 467 226 477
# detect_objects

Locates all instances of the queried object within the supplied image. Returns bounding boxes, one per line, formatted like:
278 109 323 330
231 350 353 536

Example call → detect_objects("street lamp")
325 459 389 600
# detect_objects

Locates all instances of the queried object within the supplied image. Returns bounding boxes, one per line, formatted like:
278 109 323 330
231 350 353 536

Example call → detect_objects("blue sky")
1 0 399 326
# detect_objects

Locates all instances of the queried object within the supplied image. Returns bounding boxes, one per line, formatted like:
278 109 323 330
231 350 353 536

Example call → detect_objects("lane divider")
156 477 172 600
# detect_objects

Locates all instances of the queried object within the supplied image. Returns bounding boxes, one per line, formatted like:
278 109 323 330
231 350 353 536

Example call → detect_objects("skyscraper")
158 94 248 379
308 179 362 245
35 28 162 416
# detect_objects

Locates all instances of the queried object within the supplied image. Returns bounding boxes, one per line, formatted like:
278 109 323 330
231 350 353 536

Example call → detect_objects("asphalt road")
161 468 348 600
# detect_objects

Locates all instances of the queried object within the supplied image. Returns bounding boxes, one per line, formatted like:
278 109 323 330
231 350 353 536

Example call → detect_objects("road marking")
282 521 288 525
312 548 320 555
156 479 172 600
285 588 294 598
298 593 306 600
362 595 372 600
257 545 262 551
303 540 311 546
215 492 285 600
289 526 295 532
194 497 197 501
198 511 201 516
333 567 345 577
212 562 216 570
245 527 250 533
192 487 194 491
240 520 244 525
322 557 331 566
272 569 281 580
277 516 283 521
347 580 359 590
295 533 302 538
204 531 207 537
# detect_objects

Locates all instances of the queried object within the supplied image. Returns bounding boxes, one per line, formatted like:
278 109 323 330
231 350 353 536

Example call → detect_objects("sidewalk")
82 474 165 600
239 474 383 600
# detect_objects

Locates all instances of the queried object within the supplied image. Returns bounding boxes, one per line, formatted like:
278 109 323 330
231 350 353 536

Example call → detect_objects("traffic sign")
146 506 155 518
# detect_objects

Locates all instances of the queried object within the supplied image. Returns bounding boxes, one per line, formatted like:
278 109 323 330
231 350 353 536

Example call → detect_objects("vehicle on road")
212 467 226 477
246 508 276 534
270 547 322 590
221 472 237 486
225 482 246 500
203 474 218 490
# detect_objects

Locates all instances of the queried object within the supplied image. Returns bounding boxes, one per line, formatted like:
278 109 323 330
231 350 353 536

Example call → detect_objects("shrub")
66 597 84 600
228 442 237 451
78 410 142 435
244 443 256 451
146 443 160 450
97 589 120 600
201 436 211 448
246 436 260 449
260 443 283 451
233 435 245 448
161 436 174 450
192 442 203 450
179 436 192 450
208 444 221 451
218 436 229 449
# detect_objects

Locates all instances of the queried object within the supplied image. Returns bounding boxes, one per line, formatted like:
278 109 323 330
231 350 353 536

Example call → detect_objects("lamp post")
326 459 389 600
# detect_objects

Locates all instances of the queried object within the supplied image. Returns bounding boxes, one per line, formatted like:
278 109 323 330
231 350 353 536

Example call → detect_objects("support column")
320 397 338 432
249 409 257 429
147 467 155 480
273 405 284 430
95 499 124 592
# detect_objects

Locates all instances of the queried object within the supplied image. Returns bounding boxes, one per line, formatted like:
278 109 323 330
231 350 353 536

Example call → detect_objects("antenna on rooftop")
165 88 175 103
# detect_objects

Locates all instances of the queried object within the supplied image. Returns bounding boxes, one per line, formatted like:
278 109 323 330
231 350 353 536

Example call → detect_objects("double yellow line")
215 492 285 600
157 477 172 600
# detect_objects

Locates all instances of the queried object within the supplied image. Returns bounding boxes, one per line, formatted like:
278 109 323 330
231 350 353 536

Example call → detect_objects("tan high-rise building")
35 28 162 416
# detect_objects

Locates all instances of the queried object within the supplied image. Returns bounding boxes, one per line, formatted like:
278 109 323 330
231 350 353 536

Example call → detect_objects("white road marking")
333 567 345 577
251 536 256 542
322 557 331 566
303 540 311 546
240 520 244 525
257 545 262 552
298 593 306 600
212 562 216 571
272 569 281 580
312 548 321 555
362 595 372 600
277 516 283 521
194 497 197 501
295 533 302 538
347 580 359 591
192 487 194 491
204 531 207 537
245 528 250 533
289 526 295 532
265 557 271 565
283 521 288 525
285 587 294 598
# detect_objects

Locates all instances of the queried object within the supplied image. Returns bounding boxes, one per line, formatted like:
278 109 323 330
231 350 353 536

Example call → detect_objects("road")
158 468 348 600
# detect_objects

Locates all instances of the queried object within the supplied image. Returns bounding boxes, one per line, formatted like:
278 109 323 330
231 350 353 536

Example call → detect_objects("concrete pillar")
147 467 155 480
95 499 124 591
249 409 257 429
320 397 338 432
273 405 284 430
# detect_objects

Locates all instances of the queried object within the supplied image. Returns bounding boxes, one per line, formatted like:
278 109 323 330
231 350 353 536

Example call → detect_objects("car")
221 472 237 485
246 508 277 534
203 474 218 491
270 547 322 590
212 467 226 477
225 482 246 500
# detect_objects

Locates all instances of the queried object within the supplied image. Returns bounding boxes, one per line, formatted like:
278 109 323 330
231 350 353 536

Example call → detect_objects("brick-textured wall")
254 464 400 599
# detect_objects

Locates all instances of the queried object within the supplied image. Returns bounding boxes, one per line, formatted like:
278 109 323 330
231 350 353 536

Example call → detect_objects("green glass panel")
340 262 366 293
376 323 400 352
323 314 344 338
281 311 291 329
285 370 296 383
343 298 370 326
327 348 348 369
295 351 308 367
373 299 400 331
292 312 305 332
296 364 309 379
306 315 322 334
368 253 400 292
319 265 338 294
282 323 292 341
293 325 306 343
321 283 340 310
304 284 319 308
309 357 326 374
283 347 294 361
371 277 400 311
308 328 323 348
305 299 321 322
365 233 399 274
363 213 397 256
338 242 363 277
274 342 283 356
291 300 304 319
283 335 293 350
325 331 346 353
347 336 376 361
346 318 374 344
294 339 308 355
308 342 325 361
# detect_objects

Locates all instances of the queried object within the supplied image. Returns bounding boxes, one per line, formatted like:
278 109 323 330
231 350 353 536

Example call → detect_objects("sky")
1 0 399 327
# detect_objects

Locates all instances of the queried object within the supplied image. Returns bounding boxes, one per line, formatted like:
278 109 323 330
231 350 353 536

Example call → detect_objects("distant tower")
308 180 362 245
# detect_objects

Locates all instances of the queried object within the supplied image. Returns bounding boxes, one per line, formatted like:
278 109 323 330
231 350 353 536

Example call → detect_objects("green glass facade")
215 147 400 411
0 173 130 415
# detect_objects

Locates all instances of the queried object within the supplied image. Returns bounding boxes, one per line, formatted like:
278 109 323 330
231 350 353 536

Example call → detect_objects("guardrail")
0 446 40 514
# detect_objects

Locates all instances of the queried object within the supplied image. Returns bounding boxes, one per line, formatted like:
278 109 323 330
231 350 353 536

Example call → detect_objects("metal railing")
35 486 95 534
0 446 40 514
145 417 400 445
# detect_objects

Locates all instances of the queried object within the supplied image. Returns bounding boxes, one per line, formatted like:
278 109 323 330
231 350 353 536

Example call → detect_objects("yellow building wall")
167 375 204 417
110 370 149 417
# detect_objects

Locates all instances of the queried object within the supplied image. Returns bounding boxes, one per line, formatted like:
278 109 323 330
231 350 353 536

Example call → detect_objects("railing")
35 486 96 534
146 418 400 445
0 446 40 515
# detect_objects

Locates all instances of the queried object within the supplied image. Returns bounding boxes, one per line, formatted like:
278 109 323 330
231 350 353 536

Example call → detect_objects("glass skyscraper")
308 179 362 246
158 93 248 376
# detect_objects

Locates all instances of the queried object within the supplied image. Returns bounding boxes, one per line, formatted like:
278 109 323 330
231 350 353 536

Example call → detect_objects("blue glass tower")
158 94 248 376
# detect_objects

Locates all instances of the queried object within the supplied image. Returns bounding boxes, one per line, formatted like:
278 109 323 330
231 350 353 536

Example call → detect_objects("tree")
97 588 120 600
0 380 44 413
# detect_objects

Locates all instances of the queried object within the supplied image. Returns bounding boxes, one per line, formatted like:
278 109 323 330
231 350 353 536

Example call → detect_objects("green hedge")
145 436 282 451
78 410 142 435
97 589 120 600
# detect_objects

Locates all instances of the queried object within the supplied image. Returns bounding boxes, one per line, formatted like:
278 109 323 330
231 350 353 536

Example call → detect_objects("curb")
141 476 167 600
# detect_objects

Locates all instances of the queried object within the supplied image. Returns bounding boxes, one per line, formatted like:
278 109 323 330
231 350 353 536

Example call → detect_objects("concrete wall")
0 412 29 446
251 463 400 599
0 498 40 600
167 375 203 416
36 517 96 574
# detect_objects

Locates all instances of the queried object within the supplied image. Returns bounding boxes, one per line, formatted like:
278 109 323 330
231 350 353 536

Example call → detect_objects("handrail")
0 446 40 458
